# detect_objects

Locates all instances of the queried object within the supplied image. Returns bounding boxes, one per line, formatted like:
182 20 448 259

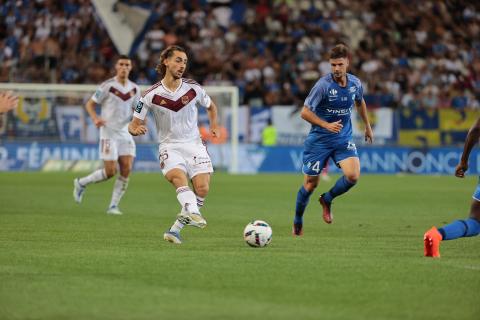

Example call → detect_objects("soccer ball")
243 220 272 247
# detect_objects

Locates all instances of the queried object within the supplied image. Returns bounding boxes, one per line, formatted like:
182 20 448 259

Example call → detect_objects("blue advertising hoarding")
0 142 475 175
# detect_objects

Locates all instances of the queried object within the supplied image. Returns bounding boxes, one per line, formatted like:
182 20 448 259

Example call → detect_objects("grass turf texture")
0 172 478 320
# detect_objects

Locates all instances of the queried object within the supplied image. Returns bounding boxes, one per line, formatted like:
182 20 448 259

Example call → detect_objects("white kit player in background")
73 55 140 215
128 45 220 244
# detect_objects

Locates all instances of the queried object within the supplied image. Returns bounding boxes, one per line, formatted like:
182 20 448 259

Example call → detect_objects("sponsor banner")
0 142 473 175
272 106 309 145
351 108 394 142
0 142 98 171
398 130 441 147
56 106 84 141
227 145 475 175
439 109 479 131
12 96 59 138
399 108 438 129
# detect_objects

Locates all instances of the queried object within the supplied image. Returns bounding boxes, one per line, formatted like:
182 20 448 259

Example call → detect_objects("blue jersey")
304 73 364 146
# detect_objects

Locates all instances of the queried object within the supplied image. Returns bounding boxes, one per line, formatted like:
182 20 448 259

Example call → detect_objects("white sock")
196 195 205 208
169 219 185 233
109 176 129 208
78 169 107 186
176 186 200 214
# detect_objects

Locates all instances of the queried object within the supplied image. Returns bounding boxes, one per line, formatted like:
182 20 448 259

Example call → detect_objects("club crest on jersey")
347 141 356 151
181 95 190 105
135 101 143 113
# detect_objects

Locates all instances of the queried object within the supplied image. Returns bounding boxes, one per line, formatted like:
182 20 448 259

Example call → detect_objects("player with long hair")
128 45 219 244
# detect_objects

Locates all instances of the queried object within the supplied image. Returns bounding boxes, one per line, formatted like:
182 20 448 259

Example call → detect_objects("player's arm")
85 98 106 128
207 100 220 138
128 117 147 136
455 117 480 178
354 98 373 143
300 106 343 133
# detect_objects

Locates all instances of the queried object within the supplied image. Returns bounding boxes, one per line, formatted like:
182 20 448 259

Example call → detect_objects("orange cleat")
292 222 303 236
424 227 442 258
319 194 333 224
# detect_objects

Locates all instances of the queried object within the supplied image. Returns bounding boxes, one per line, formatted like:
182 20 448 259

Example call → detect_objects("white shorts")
159 141 213 178
99 137 136 161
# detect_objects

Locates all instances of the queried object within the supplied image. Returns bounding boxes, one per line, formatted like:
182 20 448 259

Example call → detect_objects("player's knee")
105 167 117 178
304 180 318 192
194 184 209 197
345 173 359 184
120 167 131 178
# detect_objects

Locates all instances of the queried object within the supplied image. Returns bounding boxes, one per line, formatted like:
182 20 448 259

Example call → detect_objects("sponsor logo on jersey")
326 108 351 115
135 101 143 113
328 88 338 101
349 86 356 93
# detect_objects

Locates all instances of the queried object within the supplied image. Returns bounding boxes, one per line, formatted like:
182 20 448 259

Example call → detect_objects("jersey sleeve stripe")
142 81 163 98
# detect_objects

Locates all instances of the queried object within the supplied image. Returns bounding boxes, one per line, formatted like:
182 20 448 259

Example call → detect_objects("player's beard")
333 71 343 80
174 69 184 79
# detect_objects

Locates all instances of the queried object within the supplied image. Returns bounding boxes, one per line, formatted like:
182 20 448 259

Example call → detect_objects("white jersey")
133 78 212 144
92 77 140 140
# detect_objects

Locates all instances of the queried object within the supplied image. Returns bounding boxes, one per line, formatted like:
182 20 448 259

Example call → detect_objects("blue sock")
294 186 312 225
438 218 480 240
323 176 356 203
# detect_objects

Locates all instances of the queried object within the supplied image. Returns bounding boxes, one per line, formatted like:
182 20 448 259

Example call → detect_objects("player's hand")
365 125 374 144
455 162 468 178
0 91 19 114
324 120 343 133
93 117 106 128
129 125 147 136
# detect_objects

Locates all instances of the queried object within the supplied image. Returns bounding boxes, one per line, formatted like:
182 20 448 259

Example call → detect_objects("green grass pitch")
0 172 478 320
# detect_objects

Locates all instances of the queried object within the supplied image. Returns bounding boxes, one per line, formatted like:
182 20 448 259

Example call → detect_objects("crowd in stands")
0 0 116 84
1 0 479 110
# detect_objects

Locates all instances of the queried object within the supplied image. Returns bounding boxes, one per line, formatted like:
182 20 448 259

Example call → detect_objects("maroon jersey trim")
109 87 137 101
151 88 197 112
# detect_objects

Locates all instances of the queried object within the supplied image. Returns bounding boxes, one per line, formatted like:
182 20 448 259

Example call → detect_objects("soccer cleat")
292 222 303 236
73 178 86 203
163 231 182 244
319 194 333 224
424 226 442 258
107 205 123 215
176 211 207 229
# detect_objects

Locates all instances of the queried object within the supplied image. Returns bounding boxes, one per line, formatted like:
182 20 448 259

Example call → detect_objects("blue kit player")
293 44 373 236
424 117 480 257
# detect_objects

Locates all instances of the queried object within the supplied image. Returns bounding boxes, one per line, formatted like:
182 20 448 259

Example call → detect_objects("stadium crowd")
1 0 479 109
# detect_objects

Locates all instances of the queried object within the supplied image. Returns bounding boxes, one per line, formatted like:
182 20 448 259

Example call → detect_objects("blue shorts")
473 177 480 201
302 140 358 176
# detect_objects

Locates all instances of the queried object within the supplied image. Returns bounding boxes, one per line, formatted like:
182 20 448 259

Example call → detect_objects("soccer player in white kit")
128 45 220 244
73 55 140 215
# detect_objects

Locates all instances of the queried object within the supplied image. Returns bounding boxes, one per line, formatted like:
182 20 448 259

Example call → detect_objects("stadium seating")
0 0 479 109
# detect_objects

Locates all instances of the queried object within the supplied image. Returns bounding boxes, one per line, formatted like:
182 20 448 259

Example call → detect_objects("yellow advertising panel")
439 109 480 131
398 130 440 147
